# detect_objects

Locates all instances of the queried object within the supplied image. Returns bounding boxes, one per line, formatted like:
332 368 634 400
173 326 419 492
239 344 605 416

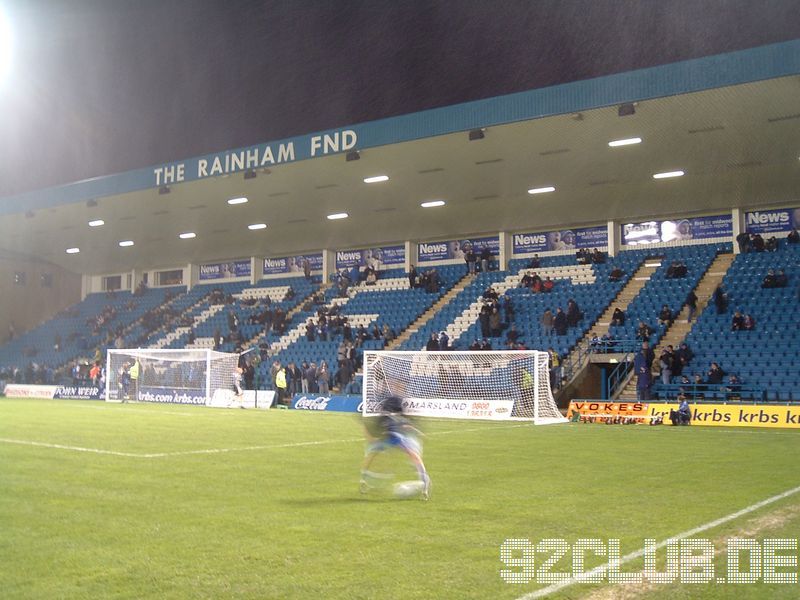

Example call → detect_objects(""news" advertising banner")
199 259 252 280
745 207 800 235
263 253 323 275
512 226 608 254
334 245 405 270
417 236 499 263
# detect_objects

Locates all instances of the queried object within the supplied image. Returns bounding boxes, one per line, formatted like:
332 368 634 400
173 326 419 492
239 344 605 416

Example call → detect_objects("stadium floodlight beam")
421 200 445 208
65 247 80 254
527 186 556 195
327 212 348 220
0 6 12 87
248 223 267 230
118 240 134 247
227 197 248 205
88 219 105 227
608 137 642 147
653 170 685 179
178 232 196 239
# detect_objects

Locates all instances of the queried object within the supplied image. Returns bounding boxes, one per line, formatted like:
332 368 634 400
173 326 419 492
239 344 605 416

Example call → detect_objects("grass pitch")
1 398 799 599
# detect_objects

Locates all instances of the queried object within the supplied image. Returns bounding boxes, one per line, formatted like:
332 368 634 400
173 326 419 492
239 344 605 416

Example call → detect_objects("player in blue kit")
360 395 431 500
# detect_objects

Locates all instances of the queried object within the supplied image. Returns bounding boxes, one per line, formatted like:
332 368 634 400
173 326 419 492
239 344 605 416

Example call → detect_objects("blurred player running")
360 395 431 500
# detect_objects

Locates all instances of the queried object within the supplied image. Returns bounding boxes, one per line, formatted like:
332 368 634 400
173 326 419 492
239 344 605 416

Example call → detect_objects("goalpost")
362 350 567 424
106 348 240 406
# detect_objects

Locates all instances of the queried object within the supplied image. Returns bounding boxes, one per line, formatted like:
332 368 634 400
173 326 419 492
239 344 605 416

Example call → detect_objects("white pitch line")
0 437 145 457
515 483 800 600
0 421 518 459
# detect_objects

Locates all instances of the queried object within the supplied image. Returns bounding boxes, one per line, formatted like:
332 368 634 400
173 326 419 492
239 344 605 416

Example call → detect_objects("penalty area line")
515 482 800 599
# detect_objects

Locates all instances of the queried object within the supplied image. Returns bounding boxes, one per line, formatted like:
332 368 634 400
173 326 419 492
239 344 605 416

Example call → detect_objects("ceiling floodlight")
363 175 389 184
653 170 684 179
178 232 196 239
327 213 348 220
527 186 556 195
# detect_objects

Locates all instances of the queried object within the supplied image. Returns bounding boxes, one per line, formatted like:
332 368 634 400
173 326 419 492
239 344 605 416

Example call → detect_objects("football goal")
106 348 240 406
362 350 566 424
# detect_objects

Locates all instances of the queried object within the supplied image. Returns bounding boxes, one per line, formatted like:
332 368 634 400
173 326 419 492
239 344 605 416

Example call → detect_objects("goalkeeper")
360 395 431 500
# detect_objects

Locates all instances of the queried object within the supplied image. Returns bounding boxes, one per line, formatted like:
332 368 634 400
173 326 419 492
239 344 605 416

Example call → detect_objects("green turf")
1 399 799 599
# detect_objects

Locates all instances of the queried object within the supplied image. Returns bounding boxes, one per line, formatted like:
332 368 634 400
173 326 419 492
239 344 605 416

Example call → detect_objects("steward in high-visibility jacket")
275 366 288 406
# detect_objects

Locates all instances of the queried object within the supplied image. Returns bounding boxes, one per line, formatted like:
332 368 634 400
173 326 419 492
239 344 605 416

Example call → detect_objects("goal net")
106 348 240 406
362 350 566 424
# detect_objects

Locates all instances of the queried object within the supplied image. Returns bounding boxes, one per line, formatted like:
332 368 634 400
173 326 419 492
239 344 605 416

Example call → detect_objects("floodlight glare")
0 6 12 86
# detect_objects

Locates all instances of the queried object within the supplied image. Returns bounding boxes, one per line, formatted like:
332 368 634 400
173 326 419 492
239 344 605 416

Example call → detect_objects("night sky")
0 0 797 197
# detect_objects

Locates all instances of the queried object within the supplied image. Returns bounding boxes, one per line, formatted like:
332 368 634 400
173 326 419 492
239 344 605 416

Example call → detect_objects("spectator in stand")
657 304 673 326
306 319 316 341
608 266 624 282
438 331 449 350
751 232 765 252
480 338 493 351
527 254 541 269
762 269 778 288
765 236 778 252
531 277 543 294
611 307 625 326
665 260 687 278
788 228 800 244
542 277 554 293
213 327 222 350
591 248 606 264
479 245 492 272
713 285 728 314
659 348 673 384
743 313 756 330
519 271 533 288
506 324 520 345
469 339 481 351
478 303 491 338
685 290 698 323
736 231 751 253
483 286 499 301
634 346 652 401
541 308 554 336
335 359 354 392
707 362 725 384
500 294 514 323
316 361 330 396
408 265 417 289
305 362 318 394
731 311 745 331
489 307 503 337
465 246 477 275
287 362 302 396
725 374 742 400
636 320 652 341
691 373 706 399
566 299 581 327
365 270 378 285
554 307 567 336
775 270 789 288
576 248 590 265
426 333 440 351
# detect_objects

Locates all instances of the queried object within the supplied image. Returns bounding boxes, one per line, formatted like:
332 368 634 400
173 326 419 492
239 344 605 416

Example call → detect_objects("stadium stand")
670 240 800 401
